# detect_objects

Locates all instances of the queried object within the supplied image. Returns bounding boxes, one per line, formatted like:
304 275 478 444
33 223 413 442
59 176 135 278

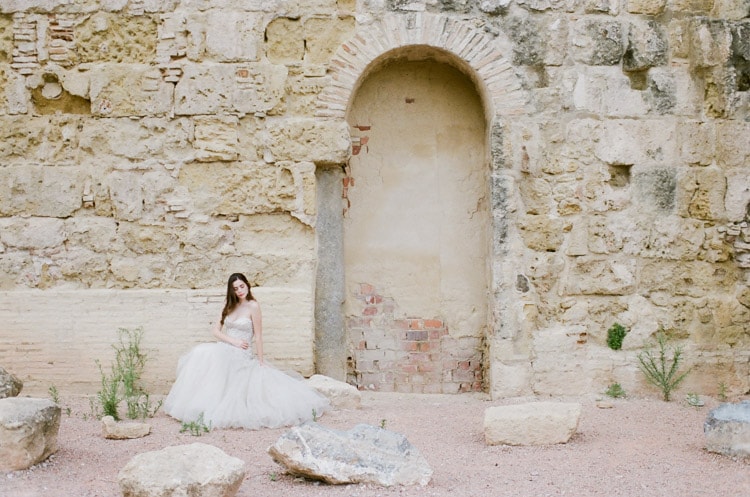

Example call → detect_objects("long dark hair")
220 273 254 325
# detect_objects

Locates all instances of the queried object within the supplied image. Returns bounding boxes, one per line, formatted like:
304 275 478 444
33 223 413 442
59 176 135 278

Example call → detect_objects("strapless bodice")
225 316 254 343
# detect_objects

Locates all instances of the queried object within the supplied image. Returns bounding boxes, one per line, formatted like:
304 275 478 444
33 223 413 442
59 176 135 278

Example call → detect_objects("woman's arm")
250 301 264 364
211 314 248 349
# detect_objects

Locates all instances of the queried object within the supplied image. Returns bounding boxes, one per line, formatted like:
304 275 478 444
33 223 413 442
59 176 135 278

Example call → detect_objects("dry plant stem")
637 332 690 402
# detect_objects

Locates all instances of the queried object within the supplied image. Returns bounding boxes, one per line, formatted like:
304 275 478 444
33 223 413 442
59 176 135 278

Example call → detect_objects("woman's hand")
235 339 249 350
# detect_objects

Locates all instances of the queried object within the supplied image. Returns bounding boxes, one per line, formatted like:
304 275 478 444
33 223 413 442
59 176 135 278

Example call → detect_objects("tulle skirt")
164 342 330 429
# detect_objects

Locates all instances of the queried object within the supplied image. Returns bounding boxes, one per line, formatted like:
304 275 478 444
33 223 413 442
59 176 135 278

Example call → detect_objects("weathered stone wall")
0 0 748 399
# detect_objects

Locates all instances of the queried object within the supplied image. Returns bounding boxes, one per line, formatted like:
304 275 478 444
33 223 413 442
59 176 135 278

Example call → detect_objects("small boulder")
0 367 23 399
118 443 245 497
484 401 581 446
306 375 361 409
704 401 750 458
101 415 151 440
0 397 61 471
269 422 432 486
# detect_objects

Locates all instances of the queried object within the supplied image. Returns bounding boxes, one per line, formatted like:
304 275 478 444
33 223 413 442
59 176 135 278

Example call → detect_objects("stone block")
572 19 624 66
676 166 726 221
563 256 636 295
618 215 704 261
265 118 350 164
101 416 151 439
716 120 750 167
0 164 85 217
203 10 260 62
572 67 648 116
194 115 239 162
670 0 716 13
484 402 581 445
265 17 304 64
518 214 566 252
306 374 361 409
594 119 677 166
712 0 750 18
89 64 172 117
0 217 65 250
78 117 194 162
0 397 61 471
304 16 355 64
74 13 158 64
704 401 750 458
725 171 750 222
677 120 715 165
624 20 668 71
118 443 245 497
627 0 667 14
174 63 286 116
689 19 732 69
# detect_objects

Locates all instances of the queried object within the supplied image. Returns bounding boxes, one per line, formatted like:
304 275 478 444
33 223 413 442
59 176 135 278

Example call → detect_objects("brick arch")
315 12 527 119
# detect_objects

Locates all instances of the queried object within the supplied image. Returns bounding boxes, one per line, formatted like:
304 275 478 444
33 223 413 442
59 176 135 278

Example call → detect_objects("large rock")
484 401 582 446
0 397 61 471
704 401 750 458
268 422 432 486
118 443 246 497
101 415 151 440
306 374 361 409
0 367 23 398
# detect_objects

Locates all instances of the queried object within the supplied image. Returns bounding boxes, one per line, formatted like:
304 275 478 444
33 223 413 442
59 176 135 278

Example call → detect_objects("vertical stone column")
314 166 347 380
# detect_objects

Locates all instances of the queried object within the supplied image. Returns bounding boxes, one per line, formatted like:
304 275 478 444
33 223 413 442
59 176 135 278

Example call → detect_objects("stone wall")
0 0 748 399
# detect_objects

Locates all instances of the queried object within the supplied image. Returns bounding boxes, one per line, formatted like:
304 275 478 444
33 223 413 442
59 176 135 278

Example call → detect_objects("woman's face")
232 280 249 300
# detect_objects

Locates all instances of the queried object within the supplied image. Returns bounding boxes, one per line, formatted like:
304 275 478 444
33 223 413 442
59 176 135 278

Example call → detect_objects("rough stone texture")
307 374 362 409
0 367 22 398
268 423 432 486
484 402 582 446
101 415 151 440
623 20 669 71
118 443 245 497
704 401 750 458
0 397 61 471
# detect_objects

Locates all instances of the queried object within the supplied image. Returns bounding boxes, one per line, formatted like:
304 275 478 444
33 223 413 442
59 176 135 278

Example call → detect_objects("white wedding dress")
164 316 329 429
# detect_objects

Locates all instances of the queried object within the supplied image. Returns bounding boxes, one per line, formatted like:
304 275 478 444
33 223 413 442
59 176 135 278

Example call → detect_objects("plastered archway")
314 12 530 397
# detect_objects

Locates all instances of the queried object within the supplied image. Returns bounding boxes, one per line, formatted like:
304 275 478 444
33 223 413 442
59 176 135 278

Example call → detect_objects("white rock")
484 401 581 446
0 397 61 471
306 374 361 409
118 443 245 497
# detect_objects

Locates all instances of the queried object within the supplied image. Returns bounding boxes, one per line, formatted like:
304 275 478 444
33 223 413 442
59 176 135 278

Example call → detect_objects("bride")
164 273 330 429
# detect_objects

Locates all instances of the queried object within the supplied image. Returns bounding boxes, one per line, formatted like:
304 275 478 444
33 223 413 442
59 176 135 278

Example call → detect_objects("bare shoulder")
247 299 261 312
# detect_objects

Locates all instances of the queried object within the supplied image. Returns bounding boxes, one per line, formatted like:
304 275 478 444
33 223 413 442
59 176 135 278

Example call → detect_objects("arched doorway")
343 49 489 393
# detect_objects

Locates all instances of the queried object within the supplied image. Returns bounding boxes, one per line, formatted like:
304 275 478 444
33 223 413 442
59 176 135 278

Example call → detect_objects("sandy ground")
1 392 748 497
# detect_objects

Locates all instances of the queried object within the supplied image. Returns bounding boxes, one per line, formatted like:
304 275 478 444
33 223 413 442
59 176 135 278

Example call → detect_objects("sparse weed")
718 382 728 402
605 382 626 398
380 419 387 429
95 327 161 420
48 384 60 404
637 330 690 402
180 413 211 436
686 393 704 407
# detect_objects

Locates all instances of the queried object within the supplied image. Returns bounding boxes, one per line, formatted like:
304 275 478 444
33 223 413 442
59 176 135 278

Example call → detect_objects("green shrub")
95 327 162 420
605 382 626 398
637 331 690 401
606 323 628 350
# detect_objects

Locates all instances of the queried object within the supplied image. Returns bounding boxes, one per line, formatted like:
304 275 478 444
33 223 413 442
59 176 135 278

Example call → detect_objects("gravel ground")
2 392 748 497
